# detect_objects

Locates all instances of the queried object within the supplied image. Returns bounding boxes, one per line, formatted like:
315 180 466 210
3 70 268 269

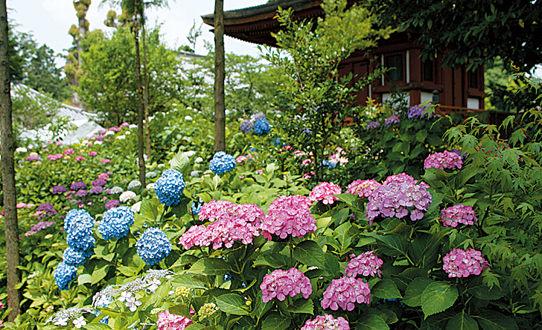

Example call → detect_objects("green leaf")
84 324 112 330
372 279 402 300
293 240 325 269
78 273 91 285
188 258 231 275
289 299 314 314
467 277 505 300
253 254 288 269
421 282 458 318
215 293 249 316
170 151 191 173
403 277 434 307
474 311 518 330
91 262 110 285
372 234 410 258
445 312 478 330
172 273 208 289
356 314 390 330
262 313 291 330
185 324 207 330
169 304 191 318
416 130 428 143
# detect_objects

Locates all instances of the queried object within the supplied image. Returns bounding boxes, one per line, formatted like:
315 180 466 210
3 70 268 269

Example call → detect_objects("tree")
78 26 181 125
0 0 20 321
214 0 225 152
364 0 542 72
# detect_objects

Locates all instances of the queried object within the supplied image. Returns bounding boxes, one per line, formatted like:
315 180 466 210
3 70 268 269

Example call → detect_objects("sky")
7 0 269 59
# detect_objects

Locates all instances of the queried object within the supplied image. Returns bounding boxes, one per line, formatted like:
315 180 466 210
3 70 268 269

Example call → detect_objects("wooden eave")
201 0 324 46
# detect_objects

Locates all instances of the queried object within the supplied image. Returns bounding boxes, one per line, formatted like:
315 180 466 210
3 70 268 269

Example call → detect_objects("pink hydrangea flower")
236 155 247 163
260 268 312 303
302 171 316 179
55 141 62 146
440 204 478 227
179 202 265 249
261 195 316 240
301 314 350 330
345 251 384 278
293 150 305 158
101 159 111 164
346 179 381 198
156 310 193 330
0 300 4 309
443 248 489 278
424 150 463 170
301 158 313 166
366 174 432 224
16 203 27 209
88 151 98 156
321 276 371 311
255 169 263 175
309 182 342 205
47 153 63 161
98 173 109 180
75 156 85 161
64 148 74 155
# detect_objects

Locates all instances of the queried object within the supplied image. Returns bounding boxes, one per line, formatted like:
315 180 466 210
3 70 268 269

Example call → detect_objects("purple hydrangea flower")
70 182 87 190
92 179 107 187
407 103 433 119
240 120 254 134
366 121 381 129
52 185 68 194
384 115 400 126
75 190 88 198
105 200 120 210
90 186 104 195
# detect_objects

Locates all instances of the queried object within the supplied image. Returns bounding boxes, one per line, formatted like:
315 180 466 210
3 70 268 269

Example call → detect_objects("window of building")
385 54 404 82
469 68 479 89
423 60 434 82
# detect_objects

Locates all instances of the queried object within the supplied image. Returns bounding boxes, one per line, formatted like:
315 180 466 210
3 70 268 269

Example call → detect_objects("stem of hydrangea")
158 205 169 227
287 238 294 268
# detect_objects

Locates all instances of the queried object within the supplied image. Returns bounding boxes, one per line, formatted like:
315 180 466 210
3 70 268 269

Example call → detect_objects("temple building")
202 0 485 113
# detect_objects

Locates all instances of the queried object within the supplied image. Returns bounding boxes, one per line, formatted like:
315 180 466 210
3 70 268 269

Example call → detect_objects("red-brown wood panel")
353 61 369 106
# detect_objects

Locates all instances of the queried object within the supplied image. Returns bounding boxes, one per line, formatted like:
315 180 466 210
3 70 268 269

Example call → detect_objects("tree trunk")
142 23 151 159
133 0 146 186
0 0 20 321
214 0 226 152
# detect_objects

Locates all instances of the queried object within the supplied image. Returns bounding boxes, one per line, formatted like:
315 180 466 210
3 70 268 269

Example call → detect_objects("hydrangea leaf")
421 282 458 318
215 293 249 316
356 313 390 330
84 324 112 330
372 279 403 300
188 258 231 275
445 311 479 330
403 277 434 307
91 262 110 285
473 311 518 330
293 240 325 269
467 277 505 300
289 298 313 314
262 313 291 330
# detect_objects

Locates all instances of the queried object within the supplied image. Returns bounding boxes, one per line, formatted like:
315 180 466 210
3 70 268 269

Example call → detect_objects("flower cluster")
240 120 254 134
53 262 79 291
384 115 401 126
443 248 489 278
407 103 432 119
52 185 67 194
155 169 185 206
260 268 312 302
24 221 55 236
366 121 381 129
105 199 120 210
190 198 203 215
157 310 193 330
261 195 316 240
92 179 107 187
209 151 236 175
440 204 478 227
301 314 350 330
90 186 104 194
119 191 137 203
63 247 93 267
251 112 266 122
321 276 371 311
109 186 124 194
254 118 271 135
70 181 87 190
64 148 74 155
47 153 63 161
179 201 265 249
99 206 135 240
346 179 381 198
198 303 219 319
36 202 57 220
128 180 142 189
345 251 384 278
64 209 96 252
146 171 157 178
424 150 463 170
46 307 93 327
26 154 40 161
136 228 172 265
366 179 432 223
309 182 342 205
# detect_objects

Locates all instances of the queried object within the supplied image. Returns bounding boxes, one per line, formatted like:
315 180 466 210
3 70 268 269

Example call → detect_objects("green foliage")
263 0 394 181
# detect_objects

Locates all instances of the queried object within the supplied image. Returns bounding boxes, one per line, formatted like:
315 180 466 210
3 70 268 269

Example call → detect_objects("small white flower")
129 124 138 129
125 296 142 312
119 291 132 302
15 147 28 153
185 115 193 120
131 201 142 213
116 135 126 140
190 170 201 177
147 279 161 292
186 107 193 110
146 183 155 190
182 151 196 157
105 131 115 136
195 157 203 163
54 318 68 326
125 131 131 135
119 191 137 203
157 164 165 168
94 141 103 145
73 316 86 329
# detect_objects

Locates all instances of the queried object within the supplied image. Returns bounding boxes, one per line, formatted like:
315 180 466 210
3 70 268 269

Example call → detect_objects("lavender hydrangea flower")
75 190 88 198
70 181 87 190
366 121 381 129
37 203 57 220
251 112 266 122
407 103 432 119
90 186 104 195
52 185 67 194
240 120 254 134
105 200 120 210
384 115 400 126
92 179 107 187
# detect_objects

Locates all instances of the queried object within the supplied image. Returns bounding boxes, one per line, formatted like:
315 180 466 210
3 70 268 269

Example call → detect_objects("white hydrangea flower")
109 186 124 194
185 115 193 120
94 141 103 145
128 180 142 189
105 131 115 136
73 316 86 329
120 191 137 203
15 147 28 153
190 170 202 177
195 157 203 163
131 201 142 213
146 183 155 190
125 131 131 135
129 124 138 129
117 135 126 140
182 151 196 157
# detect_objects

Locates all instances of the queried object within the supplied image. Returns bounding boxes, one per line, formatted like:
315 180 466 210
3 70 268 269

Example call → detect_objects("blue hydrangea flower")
251 112 266 122
209 151 236 175
99 206 135 240
322 160 338 170
254 118 271 135
64 209 96 251
135 228 172 265
240 120 254 134
191 198 203 215
155 169 185 206
54 262 78 290
63 247 93 267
